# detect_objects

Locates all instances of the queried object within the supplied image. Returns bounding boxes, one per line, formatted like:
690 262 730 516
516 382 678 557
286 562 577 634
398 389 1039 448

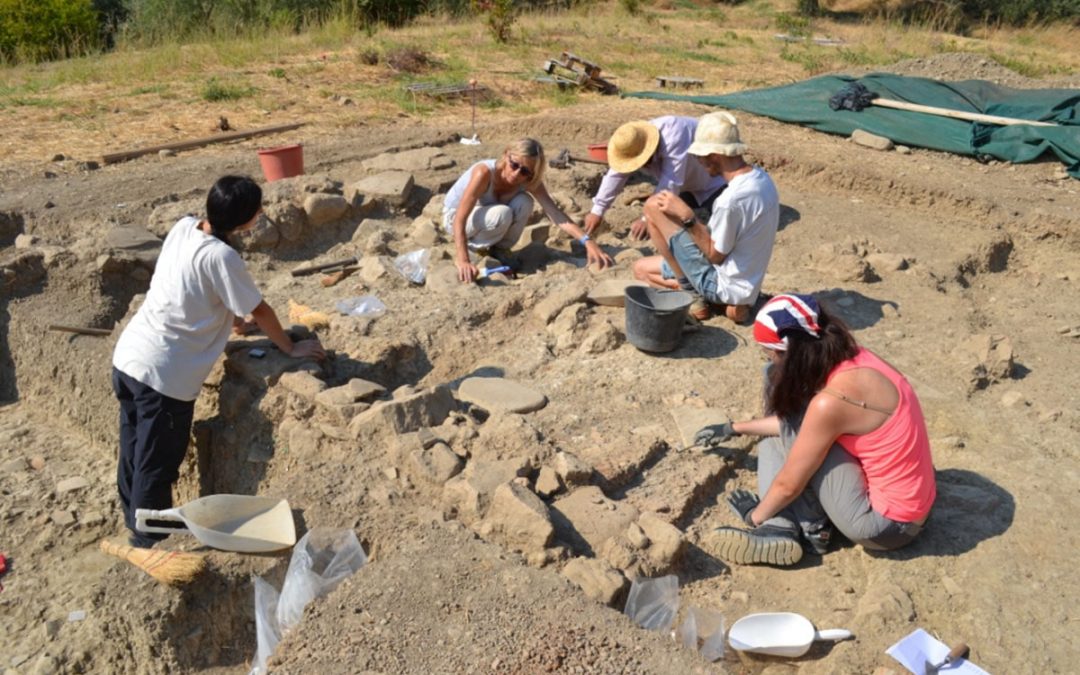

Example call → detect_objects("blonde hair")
495 138 545 189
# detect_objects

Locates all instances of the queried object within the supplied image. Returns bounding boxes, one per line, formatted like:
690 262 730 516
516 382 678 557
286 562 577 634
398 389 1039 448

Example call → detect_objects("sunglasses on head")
507 157 534 179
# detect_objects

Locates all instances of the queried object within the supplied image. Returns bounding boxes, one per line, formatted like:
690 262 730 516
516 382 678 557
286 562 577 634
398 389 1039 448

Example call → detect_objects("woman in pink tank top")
694 293 936 567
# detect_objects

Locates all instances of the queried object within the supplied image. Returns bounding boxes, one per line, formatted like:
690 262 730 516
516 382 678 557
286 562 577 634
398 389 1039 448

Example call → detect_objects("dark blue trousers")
112 368 195 547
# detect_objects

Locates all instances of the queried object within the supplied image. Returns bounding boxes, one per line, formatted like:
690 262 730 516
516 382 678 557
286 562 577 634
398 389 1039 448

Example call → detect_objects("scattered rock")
159 149 176 158
30 456 46 470
958 334 1015 390
235 213 280 251
1000 390 1027 408
535 467 562 498
55 476 90 494
458 377 548 414
365 147 454 172
265 201 306 242
349 385 457 439
579 318 623 354
410 216 441 247
2 457 28 473
851 129 894 151
855 582 916 627
896 145 912 155
636 513 685 569
809 242 879 283
865 253 909 272
442 456 532 523
553 451 593 487
50 510 76 526
562 557 629 607
14 234 39 249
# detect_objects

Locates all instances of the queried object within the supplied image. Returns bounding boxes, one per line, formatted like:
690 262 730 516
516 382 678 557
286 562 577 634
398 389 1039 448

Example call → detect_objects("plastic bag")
334 295 387 318
678 606 726 662
623 575 679 632
394 248 431 284
248 528 367 675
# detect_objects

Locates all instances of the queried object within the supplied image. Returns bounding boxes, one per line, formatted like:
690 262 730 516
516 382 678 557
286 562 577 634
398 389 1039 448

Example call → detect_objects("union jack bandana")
752 294 821 351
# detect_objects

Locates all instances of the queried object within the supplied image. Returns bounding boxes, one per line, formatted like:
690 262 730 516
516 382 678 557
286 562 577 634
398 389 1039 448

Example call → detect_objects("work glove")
693 421 737 448
726 489 760 527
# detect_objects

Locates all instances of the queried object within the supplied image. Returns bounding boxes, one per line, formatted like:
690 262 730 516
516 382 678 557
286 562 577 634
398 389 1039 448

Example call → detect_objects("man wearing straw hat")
632 111 779 322
583 115 728 238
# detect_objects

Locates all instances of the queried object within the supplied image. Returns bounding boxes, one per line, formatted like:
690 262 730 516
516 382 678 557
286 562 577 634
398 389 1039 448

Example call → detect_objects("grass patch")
986 52 1060 78
201 77 257 102
3 96 62 108
268 67 287 78
779 45 827 74
128 84 168 96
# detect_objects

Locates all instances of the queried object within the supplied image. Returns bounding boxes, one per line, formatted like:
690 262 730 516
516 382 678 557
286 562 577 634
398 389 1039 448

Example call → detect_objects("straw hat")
607 121 660 174
687 111 748 157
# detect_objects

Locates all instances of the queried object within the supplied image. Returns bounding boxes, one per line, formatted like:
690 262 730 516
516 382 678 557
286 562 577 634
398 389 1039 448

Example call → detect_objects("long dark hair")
205 175 262 246
767 305 859 419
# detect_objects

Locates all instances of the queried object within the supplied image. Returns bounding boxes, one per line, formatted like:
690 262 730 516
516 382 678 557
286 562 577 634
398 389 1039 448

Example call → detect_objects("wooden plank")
102 122 306 165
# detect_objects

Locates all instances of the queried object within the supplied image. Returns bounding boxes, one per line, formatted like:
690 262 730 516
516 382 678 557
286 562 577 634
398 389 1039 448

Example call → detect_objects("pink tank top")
828 349 936 522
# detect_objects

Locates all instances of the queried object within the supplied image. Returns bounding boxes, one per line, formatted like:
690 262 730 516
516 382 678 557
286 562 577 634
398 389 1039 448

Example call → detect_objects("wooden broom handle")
871 98 1057 127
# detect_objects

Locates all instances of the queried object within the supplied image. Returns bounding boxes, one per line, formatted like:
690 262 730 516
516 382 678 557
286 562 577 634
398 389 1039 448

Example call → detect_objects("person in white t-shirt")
111 175 324 548
632 111 780 323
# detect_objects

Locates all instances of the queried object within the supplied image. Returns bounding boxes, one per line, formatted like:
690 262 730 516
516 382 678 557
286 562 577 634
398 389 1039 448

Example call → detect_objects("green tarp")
626 74 1080 178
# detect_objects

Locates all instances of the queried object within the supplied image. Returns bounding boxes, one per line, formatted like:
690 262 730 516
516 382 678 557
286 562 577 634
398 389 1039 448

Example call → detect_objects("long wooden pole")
870 98 1056 127
48 324 112 336
102 122 306 165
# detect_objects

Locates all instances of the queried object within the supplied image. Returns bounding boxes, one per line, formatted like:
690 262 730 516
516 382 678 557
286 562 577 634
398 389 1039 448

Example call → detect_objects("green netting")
626 74 1080 178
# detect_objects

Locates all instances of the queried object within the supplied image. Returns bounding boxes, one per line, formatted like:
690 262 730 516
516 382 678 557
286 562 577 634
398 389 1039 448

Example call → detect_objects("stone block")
476 483 554 555
442 456 532 524
586 279 647 307
579 318 623 354
670 406 729 448
533 285 588 324
637 512 686 569
14 234 40 249
349 385 457 439
408 441 464 486
349 171 414 208
535 467 562 498
458 377 547 414
365 147 453 172
235 214 280 252
553 451 592 487
303 193 350 226
551 486 639 556
562 557 629 607
278 371 327 400
958 334 1015 390
265 202 306 242
410 216 441 247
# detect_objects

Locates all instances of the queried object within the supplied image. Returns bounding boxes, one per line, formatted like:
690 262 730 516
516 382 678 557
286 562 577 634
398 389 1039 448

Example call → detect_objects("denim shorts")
659 229 724 304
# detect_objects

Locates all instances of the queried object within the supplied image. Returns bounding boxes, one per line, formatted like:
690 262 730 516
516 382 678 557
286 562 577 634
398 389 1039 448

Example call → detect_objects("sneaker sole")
707 529 804 566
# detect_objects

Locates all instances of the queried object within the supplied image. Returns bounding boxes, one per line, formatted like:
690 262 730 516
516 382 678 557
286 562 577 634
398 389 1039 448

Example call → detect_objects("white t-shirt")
708 166 780 305
113 217 262 401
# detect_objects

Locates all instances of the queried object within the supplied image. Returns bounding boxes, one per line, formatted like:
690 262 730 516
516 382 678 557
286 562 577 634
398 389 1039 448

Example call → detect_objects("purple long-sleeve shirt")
590 115 728 217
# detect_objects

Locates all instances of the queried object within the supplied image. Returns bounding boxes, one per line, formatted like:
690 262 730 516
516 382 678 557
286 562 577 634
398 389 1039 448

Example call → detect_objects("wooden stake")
102 122 306 165
871 98 1056 127
48 324 112 336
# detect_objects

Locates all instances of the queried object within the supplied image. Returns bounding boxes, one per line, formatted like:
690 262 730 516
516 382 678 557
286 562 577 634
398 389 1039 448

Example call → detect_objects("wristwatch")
681 215 696 228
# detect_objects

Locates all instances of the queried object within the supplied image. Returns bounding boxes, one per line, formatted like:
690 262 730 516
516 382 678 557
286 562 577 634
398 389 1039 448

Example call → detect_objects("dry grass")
0 0 1076 168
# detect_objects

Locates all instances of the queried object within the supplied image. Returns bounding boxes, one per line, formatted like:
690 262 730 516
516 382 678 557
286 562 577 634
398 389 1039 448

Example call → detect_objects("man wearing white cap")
583 116 728 237
632 111 779 322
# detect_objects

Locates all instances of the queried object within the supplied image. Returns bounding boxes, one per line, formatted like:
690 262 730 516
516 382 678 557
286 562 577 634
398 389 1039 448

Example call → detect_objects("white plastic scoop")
135 494 296 553
728 612 853 658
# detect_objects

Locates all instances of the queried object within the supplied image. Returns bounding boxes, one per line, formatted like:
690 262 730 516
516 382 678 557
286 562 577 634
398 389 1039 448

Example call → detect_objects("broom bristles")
99 539 206 586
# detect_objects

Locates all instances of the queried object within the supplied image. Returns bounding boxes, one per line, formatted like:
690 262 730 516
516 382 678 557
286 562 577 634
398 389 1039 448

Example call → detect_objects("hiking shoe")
489 246 522 272
802 521 834 556
689 293 712 321
706 525 804 566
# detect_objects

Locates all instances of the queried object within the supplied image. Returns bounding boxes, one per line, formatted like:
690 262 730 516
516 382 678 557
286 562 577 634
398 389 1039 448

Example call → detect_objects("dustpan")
728 612 852 658
135 494 296 553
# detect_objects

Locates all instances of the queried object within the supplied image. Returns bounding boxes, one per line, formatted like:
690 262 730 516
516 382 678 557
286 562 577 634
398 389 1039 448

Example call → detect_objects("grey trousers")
757 413 924 551
444 192 535 250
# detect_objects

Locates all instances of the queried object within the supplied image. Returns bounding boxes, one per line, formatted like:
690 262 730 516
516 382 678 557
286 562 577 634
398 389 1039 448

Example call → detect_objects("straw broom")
99 539 206 586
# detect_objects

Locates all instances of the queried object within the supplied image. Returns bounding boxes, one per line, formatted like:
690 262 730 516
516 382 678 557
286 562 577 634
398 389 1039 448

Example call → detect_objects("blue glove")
694 421 737 448
726 489 760 527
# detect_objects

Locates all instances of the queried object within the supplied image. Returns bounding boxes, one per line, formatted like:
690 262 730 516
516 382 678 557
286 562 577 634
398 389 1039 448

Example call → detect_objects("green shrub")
961 0 1080 24
0 0 99 62
471 0 516 43
201 77 257 102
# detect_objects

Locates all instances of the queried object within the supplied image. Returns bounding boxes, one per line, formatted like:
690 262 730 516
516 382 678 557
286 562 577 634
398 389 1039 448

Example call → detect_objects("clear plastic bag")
334 295 387 318
249 528 367 675
678 606 726 662
394 248 431 284
623 575 679 632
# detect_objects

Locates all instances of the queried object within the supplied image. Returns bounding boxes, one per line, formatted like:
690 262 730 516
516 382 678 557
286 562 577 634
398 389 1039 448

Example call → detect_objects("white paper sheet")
886 628 990 675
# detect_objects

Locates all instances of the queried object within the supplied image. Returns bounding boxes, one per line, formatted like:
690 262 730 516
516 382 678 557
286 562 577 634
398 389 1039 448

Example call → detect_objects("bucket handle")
135 508 190 535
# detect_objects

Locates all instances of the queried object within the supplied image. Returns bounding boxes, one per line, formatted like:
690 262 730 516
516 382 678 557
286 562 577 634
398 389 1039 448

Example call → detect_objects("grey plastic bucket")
624 287 694 353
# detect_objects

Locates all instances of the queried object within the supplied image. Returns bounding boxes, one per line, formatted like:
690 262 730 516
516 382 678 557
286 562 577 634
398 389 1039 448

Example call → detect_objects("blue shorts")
659 229 725 304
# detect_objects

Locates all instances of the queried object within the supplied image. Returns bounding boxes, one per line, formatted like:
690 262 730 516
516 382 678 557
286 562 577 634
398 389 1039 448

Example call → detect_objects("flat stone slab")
587 279 648 307
349 171 414 208
458 377 547 414
669 406 729 448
